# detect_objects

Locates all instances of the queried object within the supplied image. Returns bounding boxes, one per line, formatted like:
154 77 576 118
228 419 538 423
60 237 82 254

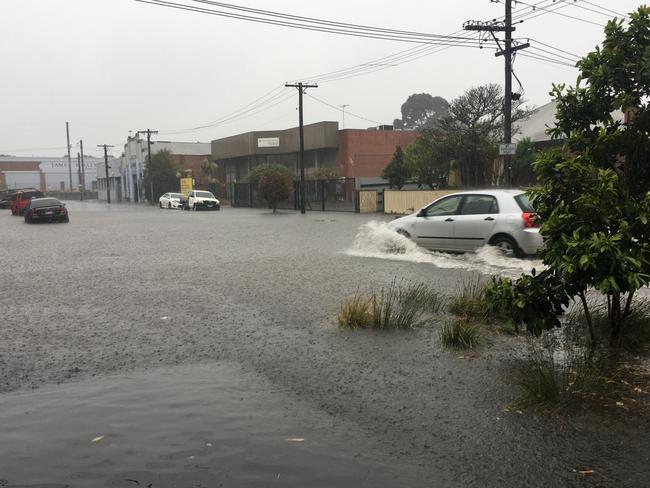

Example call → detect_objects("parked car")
387 189 541 257
23 197 69 223
186 190 220 211
10 190 45 216
159 192 185 209
0 187 39 209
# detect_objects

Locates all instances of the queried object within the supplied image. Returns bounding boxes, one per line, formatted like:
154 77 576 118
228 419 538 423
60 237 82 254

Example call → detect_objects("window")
514 194 535 212
460 195 498 215
424 196 463 217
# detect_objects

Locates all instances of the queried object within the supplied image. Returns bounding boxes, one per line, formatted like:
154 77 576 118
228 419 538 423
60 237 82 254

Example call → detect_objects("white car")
387 189 542 257
186 190 220 211
159 192 185 209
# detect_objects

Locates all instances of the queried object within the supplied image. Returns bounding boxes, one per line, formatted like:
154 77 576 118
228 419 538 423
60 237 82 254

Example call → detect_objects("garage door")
3 171 41 190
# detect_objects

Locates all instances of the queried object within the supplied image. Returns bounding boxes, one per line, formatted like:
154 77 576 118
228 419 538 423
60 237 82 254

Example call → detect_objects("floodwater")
1 203 648 488
1 362 422 487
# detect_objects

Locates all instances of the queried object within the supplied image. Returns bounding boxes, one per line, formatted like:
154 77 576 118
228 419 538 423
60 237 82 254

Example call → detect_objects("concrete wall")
211 122 339 160
383 189 458 215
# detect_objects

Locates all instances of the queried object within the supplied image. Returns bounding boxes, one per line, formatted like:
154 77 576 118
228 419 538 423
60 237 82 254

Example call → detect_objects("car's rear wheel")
168 202 171 209
159 202 163 208
491 235 519 258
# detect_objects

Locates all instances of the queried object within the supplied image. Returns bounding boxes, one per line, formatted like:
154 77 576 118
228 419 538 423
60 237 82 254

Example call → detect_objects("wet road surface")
0 202 648 487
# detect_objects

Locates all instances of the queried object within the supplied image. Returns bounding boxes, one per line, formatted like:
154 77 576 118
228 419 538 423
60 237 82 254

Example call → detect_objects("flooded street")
1 202 648 487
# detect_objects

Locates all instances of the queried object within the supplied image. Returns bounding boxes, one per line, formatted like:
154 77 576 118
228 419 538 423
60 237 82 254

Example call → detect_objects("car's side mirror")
417 209 426 217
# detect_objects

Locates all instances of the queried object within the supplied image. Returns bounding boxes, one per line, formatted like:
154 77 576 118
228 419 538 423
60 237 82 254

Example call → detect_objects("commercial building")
121 134 211 202
211 121 418 200
0 156 101 191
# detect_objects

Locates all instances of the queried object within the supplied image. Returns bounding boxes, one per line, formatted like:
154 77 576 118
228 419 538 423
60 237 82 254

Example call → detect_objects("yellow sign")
180 178 193 195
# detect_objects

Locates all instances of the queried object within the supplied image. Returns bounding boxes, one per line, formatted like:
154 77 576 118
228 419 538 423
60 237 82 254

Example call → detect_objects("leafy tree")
485 7 650 349
404 130 450 188
511 137 538 186
248 164 293 213
382 146 410 189
436 84 530 186
143 149 180 204
393 93 449 130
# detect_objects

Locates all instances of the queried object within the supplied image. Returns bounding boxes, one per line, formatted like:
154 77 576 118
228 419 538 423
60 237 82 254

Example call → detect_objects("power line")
513 0 606 27
305 93 383 125
580 0 627 18
523 37 582 59
135 0 492 45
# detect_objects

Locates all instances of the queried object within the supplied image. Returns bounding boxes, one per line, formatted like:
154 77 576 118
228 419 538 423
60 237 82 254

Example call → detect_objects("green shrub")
439 318 481 349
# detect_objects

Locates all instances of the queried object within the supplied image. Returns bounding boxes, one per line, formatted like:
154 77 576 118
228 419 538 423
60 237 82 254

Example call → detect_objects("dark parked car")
0 187 39 209
24 198 69 223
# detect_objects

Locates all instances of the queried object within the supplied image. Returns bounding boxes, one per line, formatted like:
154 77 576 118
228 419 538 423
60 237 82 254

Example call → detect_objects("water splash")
345 221 543 277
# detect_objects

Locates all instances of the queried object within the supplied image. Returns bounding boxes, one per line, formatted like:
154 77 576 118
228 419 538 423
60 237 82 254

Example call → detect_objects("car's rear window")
514 194 535 212
30 198 61 208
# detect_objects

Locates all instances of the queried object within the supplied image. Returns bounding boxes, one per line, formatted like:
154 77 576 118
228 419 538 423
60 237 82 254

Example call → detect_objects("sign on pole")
180 177 193 195
499 143 517 156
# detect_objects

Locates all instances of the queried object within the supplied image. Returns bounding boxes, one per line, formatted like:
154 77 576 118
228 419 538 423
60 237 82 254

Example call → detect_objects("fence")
383 189 457 214
233 178 357 212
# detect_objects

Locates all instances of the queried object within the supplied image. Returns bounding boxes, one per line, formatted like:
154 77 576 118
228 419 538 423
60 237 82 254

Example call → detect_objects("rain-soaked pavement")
0 201 648 487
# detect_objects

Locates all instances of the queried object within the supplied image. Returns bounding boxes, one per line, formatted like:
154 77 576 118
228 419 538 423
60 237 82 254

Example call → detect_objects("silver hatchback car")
387 190 542 257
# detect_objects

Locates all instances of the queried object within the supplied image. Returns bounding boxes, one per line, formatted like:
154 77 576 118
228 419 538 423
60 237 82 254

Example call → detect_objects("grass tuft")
439 318 482 349
447 276 487 321
338 280 444 330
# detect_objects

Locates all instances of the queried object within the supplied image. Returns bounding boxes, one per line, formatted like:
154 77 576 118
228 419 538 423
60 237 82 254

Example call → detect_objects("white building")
0 156 101 191
121 134 210 202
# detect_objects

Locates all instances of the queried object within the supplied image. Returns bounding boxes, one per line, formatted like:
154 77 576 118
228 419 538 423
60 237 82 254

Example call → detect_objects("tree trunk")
609 292 623 349
578 291 596 348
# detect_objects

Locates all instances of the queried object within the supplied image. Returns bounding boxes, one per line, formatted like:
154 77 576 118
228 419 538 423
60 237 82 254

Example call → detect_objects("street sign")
180 177 193 195
499 143 517 155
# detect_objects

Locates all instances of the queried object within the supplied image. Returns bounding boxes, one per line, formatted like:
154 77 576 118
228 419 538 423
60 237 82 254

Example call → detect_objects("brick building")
211 121 418 196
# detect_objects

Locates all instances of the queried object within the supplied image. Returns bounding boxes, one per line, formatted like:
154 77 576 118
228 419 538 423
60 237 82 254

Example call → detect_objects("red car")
10 190 44 216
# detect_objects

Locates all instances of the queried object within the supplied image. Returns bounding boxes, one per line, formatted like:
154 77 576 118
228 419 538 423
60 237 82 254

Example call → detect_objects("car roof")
441 189 524 197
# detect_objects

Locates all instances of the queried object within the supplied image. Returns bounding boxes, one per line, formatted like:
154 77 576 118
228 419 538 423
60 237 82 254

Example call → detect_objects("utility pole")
65 122 73 191
340 104 350 129
464 0 528 187
136 129 158 204
80 139 86 199
285 82 318 214
98 144 114 204
77 152 83 201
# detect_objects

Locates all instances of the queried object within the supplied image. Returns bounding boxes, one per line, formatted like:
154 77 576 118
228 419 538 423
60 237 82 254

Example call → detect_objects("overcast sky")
0 0 642 158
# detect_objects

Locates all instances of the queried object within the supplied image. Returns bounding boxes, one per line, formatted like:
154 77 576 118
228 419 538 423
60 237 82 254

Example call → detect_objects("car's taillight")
522 212 538 228
59 207 67 214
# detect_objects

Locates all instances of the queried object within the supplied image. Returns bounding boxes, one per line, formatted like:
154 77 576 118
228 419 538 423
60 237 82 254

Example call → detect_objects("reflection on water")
345 221 543 278
0 362 422 488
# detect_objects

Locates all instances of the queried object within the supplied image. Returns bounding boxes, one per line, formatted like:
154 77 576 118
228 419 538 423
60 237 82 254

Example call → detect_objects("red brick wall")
172 154 226 188
335 130 418 178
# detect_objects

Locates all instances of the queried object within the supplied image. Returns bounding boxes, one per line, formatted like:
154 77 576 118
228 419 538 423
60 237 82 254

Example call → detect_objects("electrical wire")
135 0 492 46
579 0 628 19
305 93 383 125
513 0 606 27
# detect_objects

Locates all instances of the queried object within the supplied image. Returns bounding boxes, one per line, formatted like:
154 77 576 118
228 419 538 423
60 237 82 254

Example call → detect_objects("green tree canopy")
249 164 293 213
393 93 449 130
436 84 530 186
404 130 450 189
382 146 410 189
485 7 650 349
143 149 180 204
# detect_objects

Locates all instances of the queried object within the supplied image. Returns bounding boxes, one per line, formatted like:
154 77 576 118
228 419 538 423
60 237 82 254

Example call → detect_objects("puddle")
345 220 543 277
0 362 423 488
